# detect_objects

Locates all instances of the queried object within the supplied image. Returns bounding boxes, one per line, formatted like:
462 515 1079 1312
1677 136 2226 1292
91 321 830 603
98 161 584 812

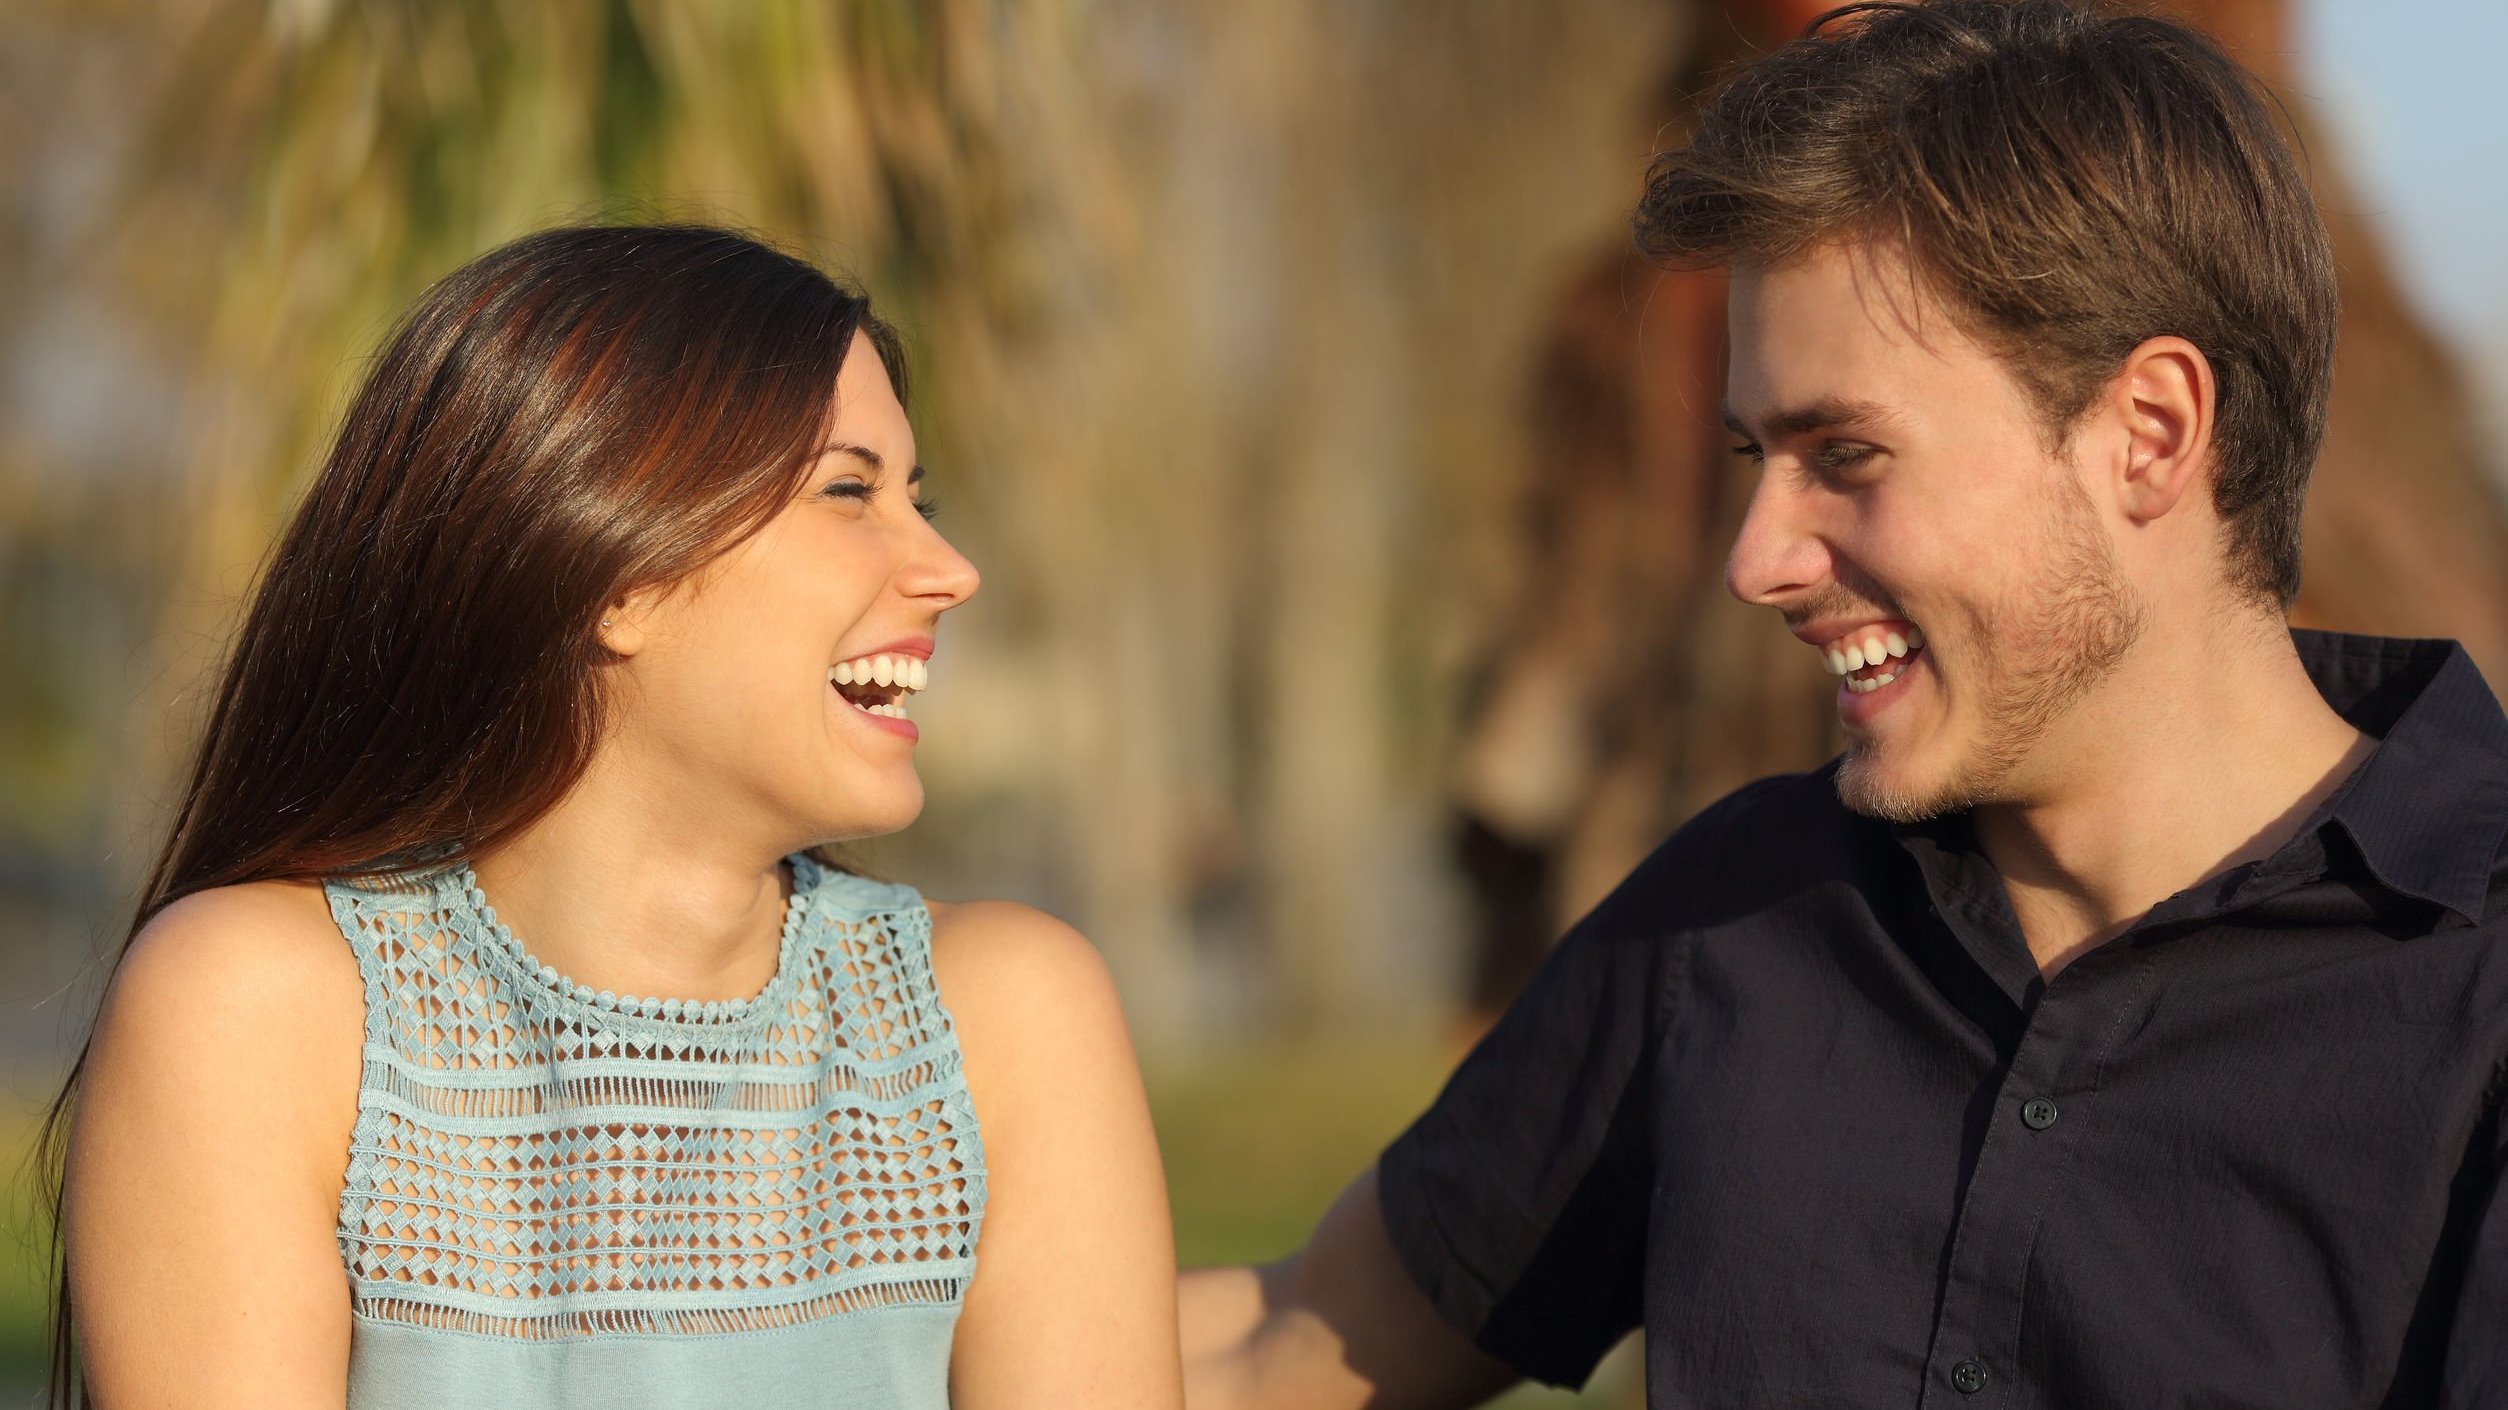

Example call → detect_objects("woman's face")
601 331 979 845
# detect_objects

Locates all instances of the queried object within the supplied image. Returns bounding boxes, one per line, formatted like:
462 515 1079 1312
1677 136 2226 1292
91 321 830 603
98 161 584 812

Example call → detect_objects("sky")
2295 0 2508 450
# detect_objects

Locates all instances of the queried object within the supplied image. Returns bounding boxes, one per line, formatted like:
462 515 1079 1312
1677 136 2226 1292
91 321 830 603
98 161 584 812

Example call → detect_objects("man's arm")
1180 1163 1520 1410
1184 795 1735 1410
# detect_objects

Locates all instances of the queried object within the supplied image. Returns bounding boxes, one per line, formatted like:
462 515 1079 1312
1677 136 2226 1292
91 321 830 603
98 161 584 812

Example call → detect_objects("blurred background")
3 0 2504 1402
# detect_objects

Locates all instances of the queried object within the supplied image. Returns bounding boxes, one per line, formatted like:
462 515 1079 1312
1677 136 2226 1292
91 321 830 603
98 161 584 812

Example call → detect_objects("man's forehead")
1726 244 1987 430
1731 244 1949 352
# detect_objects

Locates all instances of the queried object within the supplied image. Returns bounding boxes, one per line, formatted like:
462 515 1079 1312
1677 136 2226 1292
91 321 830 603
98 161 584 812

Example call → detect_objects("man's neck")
1971 615 2372 979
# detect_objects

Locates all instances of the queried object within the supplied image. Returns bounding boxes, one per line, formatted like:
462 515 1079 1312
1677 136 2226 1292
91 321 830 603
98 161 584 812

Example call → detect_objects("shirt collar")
2295 630 2508 925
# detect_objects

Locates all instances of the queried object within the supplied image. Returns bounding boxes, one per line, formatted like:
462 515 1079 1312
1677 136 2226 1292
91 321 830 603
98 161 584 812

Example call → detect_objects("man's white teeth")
1845 669 1901 694
827 654 928 691
1820 625 1922 676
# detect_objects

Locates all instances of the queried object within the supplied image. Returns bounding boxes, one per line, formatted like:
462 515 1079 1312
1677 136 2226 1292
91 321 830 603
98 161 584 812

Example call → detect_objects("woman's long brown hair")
35 223 908 1405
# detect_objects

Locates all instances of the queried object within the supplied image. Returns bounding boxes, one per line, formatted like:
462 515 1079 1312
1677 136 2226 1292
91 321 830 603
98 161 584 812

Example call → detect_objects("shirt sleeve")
1374 825 1695 1388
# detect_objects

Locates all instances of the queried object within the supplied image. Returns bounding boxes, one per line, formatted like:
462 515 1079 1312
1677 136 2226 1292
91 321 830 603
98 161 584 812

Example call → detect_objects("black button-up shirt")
1379 631 2508 1408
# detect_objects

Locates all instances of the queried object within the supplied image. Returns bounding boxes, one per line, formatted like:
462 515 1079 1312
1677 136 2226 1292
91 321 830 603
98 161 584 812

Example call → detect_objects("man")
1180 2 2508 1406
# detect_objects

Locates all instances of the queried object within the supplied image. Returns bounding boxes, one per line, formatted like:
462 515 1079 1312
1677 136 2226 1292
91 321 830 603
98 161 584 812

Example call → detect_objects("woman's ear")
2111 335 2216 525
596 585 663 658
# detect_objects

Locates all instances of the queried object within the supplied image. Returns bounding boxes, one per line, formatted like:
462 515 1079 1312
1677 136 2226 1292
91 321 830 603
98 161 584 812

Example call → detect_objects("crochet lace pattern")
323 853 984 1341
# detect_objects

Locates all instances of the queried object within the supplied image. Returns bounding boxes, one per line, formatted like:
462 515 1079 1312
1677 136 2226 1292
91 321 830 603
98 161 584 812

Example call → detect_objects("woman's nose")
905 525 981 610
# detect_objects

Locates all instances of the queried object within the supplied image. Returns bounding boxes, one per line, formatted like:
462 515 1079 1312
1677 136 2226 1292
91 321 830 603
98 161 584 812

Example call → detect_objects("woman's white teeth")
826 654 928 692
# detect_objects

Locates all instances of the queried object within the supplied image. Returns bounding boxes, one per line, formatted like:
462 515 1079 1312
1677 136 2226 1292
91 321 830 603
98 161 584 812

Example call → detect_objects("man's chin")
1834 745 1969 824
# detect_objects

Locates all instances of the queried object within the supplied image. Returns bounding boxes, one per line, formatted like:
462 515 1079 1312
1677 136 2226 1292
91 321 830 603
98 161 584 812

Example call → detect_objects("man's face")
1722 241 2143 821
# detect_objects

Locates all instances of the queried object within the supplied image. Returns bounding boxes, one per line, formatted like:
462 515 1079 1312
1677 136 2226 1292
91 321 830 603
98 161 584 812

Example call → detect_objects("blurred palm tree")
100 0 1673 1050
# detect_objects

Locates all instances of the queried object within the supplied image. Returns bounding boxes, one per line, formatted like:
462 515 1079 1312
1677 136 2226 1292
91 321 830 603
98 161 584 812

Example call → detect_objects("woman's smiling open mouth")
829 651 926 720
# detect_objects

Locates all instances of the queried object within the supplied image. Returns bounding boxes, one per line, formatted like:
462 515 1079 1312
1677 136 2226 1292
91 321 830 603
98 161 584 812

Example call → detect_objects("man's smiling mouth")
1820 622 1925 694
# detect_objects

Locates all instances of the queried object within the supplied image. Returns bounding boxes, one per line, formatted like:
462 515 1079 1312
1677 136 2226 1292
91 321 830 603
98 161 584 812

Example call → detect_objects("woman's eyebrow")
814 442 884 470
812 441 923 483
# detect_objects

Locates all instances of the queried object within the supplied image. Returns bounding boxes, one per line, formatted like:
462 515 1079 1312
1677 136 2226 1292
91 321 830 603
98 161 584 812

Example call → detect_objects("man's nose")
1724 474 1829 608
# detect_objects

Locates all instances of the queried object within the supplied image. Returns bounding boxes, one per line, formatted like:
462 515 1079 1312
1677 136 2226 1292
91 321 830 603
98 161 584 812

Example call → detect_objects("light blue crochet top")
321 852 984 1410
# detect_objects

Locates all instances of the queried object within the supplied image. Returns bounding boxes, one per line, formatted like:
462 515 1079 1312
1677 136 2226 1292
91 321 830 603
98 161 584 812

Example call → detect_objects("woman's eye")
820 477 938 523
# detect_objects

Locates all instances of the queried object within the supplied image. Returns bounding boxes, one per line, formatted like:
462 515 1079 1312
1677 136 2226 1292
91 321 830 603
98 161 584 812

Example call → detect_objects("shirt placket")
1913 895 2160 1408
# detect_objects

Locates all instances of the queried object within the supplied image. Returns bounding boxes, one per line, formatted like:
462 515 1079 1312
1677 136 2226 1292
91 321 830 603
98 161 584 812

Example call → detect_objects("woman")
50 225 1182 1408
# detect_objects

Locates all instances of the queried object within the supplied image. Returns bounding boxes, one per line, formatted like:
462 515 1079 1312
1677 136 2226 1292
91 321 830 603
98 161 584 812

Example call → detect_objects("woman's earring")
601 617 613 628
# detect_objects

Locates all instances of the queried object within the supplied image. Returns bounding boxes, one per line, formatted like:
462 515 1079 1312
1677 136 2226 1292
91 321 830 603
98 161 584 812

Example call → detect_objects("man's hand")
1179 1163 1522 1410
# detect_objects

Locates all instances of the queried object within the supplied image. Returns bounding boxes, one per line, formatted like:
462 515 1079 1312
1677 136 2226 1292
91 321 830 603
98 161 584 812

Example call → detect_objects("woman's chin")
811 777 926 842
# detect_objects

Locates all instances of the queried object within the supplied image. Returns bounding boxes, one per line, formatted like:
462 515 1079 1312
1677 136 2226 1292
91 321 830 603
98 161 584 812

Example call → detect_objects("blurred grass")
1150 1034 1454 1267
0 1087 53 1395
1149 1035 1633 1409
0 1040 1630 1405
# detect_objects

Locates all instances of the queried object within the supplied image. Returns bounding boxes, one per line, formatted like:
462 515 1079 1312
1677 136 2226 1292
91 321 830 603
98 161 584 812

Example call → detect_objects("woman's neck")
467 750 797 1004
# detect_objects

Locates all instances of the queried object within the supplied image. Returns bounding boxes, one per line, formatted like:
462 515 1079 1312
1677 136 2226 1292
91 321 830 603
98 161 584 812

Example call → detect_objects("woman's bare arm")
930 899 1183 1409
65 880 366 1408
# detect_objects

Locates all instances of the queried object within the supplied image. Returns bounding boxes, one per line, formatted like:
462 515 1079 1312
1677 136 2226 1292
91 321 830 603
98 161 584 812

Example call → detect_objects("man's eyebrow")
1721 398 1897 440
813 442 924 483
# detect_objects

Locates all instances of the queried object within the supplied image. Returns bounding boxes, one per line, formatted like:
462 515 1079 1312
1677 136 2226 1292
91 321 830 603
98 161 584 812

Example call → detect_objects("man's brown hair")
1637 0 2336 607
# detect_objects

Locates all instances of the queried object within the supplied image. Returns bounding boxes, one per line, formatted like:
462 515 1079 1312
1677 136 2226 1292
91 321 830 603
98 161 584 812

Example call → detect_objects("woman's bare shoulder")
918 898 1180 1405
924 898 1119 1025
919 896 1144 1143
67 878 367 1398
107 878 366 1047
80 877 366 1146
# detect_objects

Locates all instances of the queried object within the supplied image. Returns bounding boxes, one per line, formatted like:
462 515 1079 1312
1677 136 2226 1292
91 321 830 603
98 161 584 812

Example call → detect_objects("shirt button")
1952 1359 1990 1394
2021 1097 2059 1130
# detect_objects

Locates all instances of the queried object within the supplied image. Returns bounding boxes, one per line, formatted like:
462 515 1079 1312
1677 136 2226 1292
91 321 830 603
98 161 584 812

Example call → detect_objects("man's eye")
1814 443 1877 474
1730 442 1765 463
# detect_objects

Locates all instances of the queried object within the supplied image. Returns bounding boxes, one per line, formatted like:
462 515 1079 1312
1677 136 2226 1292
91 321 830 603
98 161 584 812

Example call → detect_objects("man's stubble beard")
1837 470 2146 824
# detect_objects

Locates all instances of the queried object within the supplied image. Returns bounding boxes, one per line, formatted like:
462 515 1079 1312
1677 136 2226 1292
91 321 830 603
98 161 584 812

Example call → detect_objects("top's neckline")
442 852 821 1027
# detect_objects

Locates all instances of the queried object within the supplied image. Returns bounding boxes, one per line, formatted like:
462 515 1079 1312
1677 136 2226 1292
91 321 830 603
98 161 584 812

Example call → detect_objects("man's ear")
2110 336 2216 525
